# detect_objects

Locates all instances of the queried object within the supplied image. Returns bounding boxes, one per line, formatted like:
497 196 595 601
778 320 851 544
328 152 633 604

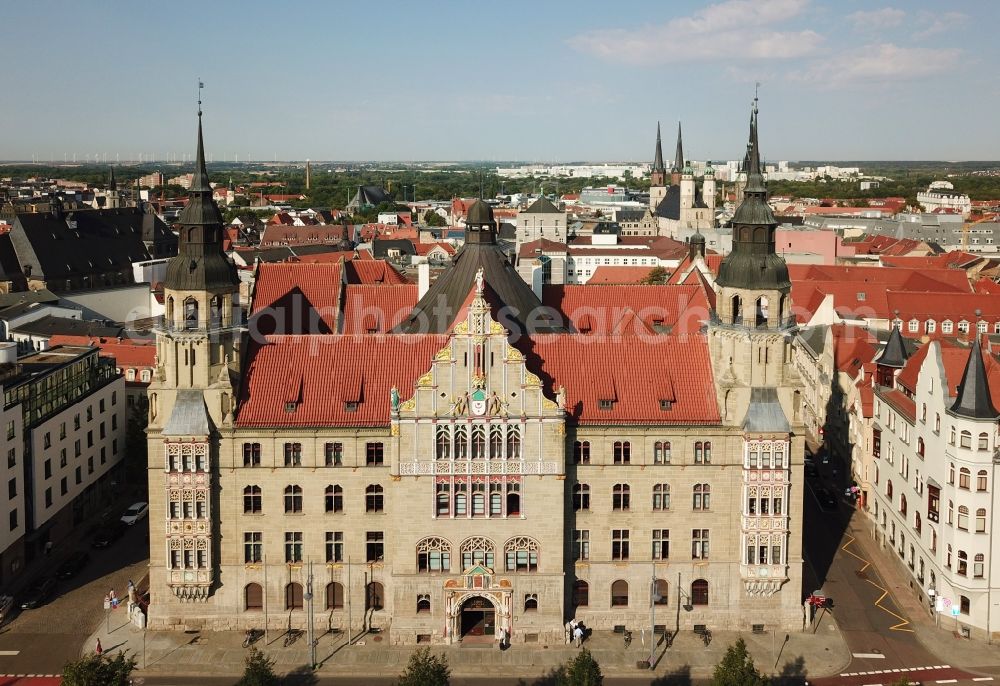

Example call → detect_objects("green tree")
424 209 447 227
397 647 450 686
557 648 604 686
712 638 768 686
639 266 670 285
62 651 137 686
236 646 279 686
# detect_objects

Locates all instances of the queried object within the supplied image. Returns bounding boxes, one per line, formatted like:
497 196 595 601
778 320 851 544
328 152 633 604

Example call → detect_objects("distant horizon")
2 159 1000 168
1 0 997 161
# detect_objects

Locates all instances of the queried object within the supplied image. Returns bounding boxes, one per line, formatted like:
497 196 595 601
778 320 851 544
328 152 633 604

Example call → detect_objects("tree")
237 646 279 686
397 647 450 686
424 209 447 227
639 266 670 285
62 651 137 686
712 638 768 686
557 648 604 686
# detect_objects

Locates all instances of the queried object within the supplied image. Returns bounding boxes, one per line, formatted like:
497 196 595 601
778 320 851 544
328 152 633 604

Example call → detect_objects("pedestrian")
573 625 583 648
497 627 505 650
564 620 572 644
109 589 118 608
44 541 52 556
95 638 103 656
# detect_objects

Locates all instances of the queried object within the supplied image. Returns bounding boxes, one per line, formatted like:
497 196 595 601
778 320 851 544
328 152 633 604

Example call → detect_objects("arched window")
505 536 539 572
960 595 970 614
949 463 955 484
948 500 954 525
366 582 384 611
899 494 907 515
926 319 936 334
731 294 742 325
703 441 712 463
960 430 972 448
244 583 263 611
693 483 710 510
691 579 709 606
454 485 467 516
979 433 990 452
957 550 968 576
325 485 343 513
654 578 669 606
958 505 969 530
436 428 450 460
886 480 893 499
166 296 175 325
506 482 520 516
976 508 987 533
325 582 344 610
471 484 486 517
914 511 921 534
183 298 198 329
613 441 631 464
573 580 589 607
506 427 520 460
490 485 502 516
471 426 486 459
243 485 262 514
365 484 384 512
611 580 629 607
612 483 630 510
524 594 538 611
416 536 451 573
653 483 670 510
417 595 431 613
454 426 468 459
573 483 590 511
573 440 590 464
284 485 302 513
654 441 671 464
975 554 985 578
917 437 925 457
756 296 769 327
285 582 303 610
489 426 503 459
694 441 703 463
959 468 971 489
460 537 495 570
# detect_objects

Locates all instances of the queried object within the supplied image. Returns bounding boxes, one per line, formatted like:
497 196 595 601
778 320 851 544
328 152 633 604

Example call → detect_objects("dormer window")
598 400 614 411
659 400 673 411
856 292 866 301
284 402 297 413
344 402 359 413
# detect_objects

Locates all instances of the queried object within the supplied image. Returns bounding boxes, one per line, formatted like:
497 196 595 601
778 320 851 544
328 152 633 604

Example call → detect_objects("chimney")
418 262 430 299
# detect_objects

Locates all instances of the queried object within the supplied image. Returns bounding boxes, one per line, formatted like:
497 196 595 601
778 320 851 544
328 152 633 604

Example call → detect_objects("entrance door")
460 596 496 638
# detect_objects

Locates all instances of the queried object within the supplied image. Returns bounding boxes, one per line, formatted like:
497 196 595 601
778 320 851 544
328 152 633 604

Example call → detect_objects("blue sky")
1 0 996 161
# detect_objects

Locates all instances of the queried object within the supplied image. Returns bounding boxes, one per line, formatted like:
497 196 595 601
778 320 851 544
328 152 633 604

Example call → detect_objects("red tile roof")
236 335 448 427
879 387 916 423
832 324 879 376
542 284 707 336
342 285 418 334
518 238 568 258
346 260 408 285
250 263 343 334
47 334 156 368
588 266 656 284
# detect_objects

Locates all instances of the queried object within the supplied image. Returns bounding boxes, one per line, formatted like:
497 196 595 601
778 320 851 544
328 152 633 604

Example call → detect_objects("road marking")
862 683 882 686
936 680 958 684
853 653 887 659
972 678 995 682
0 652 19 656
840 534 914 632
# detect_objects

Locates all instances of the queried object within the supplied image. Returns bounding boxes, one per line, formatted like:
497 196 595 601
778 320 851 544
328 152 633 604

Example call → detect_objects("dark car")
815 488 838 510
91 520 128 548
20 577 55 609
55 551 90 580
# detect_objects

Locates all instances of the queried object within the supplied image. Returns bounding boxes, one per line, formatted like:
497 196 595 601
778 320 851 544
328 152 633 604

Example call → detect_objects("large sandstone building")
146 102 806 644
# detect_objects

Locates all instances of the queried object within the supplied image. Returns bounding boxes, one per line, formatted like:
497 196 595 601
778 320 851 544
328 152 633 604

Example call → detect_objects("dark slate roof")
672 121 683 173
877 326 909 368
0 289 59 308
395 240 564 335
466 199 494 225
372 239 416 259
616 209 646 223
162 389 212 436
949 337 999 419
0 233 26 289
349 186 391 208
10 314 124 338
742 387 791 433
652 122 665 173
11 208 154 282
522 197 561 214
237 244 352 263
798 325 829 357
654 185 681 220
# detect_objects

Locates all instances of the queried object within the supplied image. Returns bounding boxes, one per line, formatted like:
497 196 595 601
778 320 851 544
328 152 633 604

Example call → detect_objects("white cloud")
792 43 961 88
846 7 905 30
913 10 967 39
567 0 823 66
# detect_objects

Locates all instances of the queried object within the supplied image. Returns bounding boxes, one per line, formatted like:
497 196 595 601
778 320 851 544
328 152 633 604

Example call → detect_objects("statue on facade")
487 391 508 417
450 392 469 416
556 385 567 410
390 385 400 412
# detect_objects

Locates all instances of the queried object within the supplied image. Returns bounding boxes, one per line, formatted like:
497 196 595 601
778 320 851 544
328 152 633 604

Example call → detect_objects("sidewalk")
848 517 1000 676
86 607 850 682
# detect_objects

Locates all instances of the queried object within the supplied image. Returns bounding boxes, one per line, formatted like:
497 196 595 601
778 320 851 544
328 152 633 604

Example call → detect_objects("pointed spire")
190 111 212 193
652 122 665 173
950 337 999 419
671 121 684 173
743 96 766 195
878 325 909 369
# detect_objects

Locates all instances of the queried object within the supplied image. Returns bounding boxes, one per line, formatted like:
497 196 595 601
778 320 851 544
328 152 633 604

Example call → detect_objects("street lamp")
648 565 663 667
305 560 316 669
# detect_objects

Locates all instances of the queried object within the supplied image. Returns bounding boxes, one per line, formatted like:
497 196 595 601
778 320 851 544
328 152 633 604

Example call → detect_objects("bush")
397 647 450 686
62 651 137 686
557 648 604 686
236 646 279 686
712 638 768 686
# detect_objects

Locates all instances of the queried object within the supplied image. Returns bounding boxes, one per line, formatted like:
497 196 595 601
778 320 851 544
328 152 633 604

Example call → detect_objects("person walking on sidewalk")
573 625 584 648
95 638 103 656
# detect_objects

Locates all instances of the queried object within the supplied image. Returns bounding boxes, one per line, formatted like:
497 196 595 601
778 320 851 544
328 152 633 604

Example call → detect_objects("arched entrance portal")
460 595 496 639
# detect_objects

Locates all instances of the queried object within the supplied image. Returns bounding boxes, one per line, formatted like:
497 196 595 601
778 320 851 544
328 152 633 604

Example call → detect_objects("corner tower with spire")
707 97 804 614
147 99 242 604
649 123 667 211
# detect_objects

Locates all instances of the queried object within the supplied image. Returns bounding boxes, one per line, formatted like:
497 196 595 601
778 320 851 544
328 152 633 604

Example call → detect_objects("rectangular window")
99 423 106 439
244 532 262 563
44 459 51 479
113 439 118 455
8 509 16 531
44 488 52 508
74 439 81 457
75 466 82 485
366 443 384 466
325 442 343 466
111 415 117 431
43 432 50 449
366 531 384 562
284 531 303 563
326 531 344 563
612 529 630 560
7 449 15 469
692 529 709 559
6 479 15 499
87 456 94 474
573 529 590 561
283 442 302 467
652 529 669 560
243 442 261 467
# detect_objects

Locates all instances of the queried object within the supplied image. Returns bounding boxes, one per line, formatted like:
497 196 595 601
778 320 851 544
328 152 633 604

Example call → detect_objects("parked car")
55 551 90 580
92 520 128 548
19 578 55 609
120 502 149 526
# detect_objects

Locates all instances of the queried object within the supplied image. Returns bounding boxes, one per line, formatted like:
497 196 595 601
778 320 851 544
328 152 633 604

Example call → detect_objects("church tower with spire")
649 123 667 211
146 104 242 604
708 98 804 613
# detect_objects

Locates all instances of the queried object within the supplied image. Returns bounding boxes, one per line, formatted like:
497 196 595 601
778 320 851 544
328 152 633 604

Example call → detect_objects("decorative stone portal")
444 566 512 644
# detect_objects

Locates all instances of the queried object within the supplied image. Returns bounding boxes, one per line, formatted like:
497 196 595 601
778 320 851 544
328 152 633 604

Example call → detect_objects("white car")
120 502 149 526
